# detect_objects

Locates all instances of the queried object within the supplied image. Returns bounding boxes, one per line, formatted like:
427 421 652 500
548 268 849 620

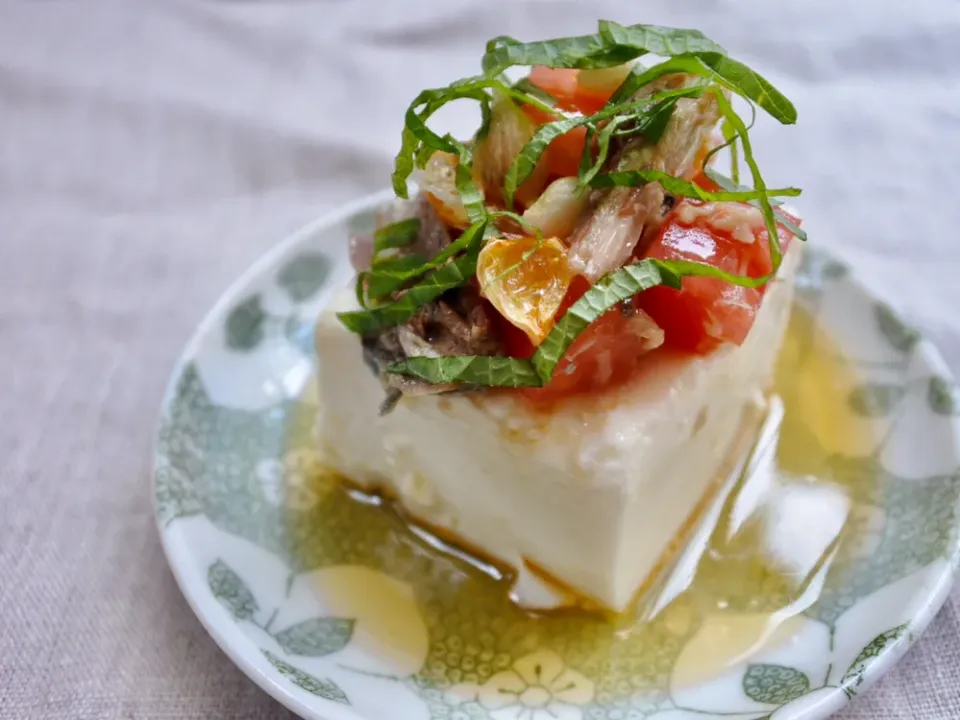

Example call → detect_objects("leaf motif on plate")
841 622 908 697
847 383 903 417
273 617 356 657
225 294 267 351
154 462 201 526
742 664 810 705
263 650 350 704
874 303 919 353
928 376 960 416
208 559 259 621
821 260 849 280
277 252 331 302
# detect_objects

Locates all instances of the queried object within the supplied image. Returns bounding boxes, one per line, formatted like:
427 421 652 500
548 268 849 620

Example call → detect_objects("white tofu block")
315 246 800 613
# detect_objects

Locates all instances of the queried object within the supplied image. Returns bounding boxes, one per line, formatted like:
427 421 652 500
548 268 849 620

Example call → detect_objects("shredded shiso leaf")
339 20 802 389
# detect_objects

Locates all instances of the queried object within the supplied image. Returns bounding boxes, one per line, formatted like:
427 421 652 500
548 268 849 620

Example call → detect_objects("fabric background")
1 1 959 717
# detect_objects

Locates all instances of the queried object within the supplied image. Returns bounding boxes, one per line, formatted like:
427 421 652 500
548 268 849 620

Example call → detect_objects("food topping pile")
337 21 803 410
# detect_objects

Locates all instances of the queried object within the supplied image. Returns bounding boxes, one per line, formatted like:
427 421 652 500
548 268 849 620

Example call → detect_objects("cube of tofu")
314 246 800 613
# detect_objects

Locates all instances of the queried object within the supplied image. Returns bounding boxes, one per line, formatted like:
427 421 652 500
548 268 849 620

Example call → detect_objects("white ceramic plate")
154 190 960 720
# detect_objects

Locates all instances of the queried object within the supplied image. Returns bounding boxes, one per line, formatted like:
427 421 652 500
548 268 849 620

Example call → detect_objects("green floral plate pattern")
153 190 960 720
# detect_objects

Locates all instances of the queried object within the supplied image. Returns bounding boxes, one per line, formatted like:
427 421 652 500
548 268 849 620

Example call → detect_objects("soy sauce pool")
282 306 875 705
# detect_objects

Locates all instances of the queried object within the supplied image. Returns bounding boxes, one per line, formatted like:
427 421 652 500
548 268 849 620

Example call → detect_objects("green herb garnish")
604 47 794 124
362 219 489 305
588 169 800 204
344 20 803 392
577 115 631 190
393 77 557 199
503 85 706 205
339 221 486 334
389 258 682 387
373 218 420 253
721 118 740 184
386 355 544 388
356 218 422 306
364 254 428 300
711 88 781 269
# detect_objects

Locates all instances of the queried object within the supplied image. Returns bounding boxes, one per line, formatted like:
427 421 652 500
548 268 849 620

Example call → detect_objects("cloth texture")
1 1 959 718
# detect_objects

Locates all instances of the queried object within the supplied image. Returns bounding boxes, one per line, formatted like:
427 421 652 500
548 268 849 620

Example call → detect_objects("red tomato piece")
520 67 614 179
503 202 797 405
513 276 664 406
520 104 587 179
636 202 794 354
526 67 609 114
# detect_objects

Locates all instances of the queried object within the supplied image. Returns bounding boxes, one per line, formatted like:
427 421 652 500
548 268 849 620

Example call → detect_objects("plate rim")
152 189 395 720
152 189 960 720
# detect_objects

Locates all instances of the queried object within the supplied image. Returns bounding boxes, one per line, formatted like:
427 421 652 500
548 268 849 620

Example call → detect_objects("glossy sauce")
284 306 874 691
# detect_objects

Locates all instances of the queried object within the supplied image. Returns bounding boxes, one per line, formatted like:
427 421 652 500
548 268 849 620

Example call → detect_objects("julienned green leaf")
698 52 797 124
372 218 420 254
607 56 699 105
482 22 726 77
578 125 596 179
392 79 490 197
505 115 588 207
338 230 484 335
531 259 681 381
598 20 726 57
455 159 487 224
713 89 781 270
578 116 629 190
607 52 795 125
504 86 704 205
393 127 418 197
364 221 486 302
589 169 801 203
721 118 740 184
386 259 682 388
664 257 776 288
632 92 684 144
402 79 489 156
393 74 559 200
482 31 639 75
706 169 808 242
383 255 790 388
511 77 558 107
364 254 428 300
388 356 543 388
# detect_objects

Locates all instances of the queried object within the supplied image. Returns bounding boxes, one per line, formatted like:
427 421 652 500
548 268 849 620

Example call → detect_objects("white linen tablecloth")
2 1 959 717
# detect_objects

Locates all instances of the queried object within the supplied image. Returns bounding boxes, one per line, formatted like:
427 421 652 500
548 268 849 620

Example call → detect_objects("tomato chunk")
521 67 615 179
520 104 587 179
636 202 794 354
526 67 610 115
502 201 797 405
511 276 666 406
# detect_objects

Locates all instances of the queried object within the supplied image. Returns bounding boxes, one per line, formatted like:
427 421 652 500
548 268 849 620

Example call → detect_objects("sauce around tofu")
286 306 876 697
